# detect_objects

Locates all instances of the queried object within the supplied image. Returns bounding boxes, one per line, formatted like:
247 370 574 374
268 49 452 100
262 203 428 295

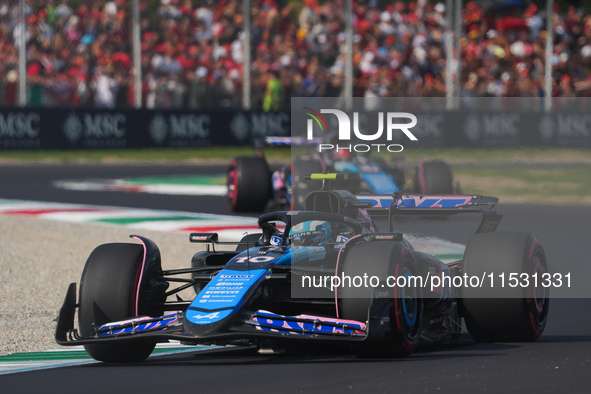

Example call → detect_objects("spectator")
3 69 18 106
93 64 119 108
263 69 283 111
26 45 45 107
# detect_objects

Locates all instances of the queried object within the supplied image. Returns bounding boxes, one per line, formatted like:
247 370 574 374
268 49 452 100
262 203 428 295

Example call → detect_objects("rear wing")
356 194 503 234
302 174 502 234
356 194 497 209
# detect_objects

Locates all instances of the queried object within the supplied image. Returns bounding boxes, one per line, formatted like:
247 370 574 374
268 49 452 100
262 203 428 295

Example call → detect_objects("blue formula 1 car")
56 174 549 362
227 137 455 212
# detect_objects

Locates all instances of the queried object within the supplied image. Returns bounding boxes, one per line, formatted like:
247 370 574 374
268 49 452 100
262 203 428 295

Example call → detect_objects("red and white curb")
54 179 227 196
0 199 258 240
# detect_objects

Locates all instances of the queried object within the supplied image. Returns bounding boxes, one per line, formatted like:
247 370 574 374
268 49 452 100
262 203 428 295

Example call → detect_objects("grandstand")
0 0 589 110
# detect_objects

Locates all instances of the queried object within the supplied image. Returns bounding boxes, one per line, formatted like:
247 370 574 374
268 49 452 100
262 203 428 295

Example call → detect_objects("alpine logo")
191 311 221 320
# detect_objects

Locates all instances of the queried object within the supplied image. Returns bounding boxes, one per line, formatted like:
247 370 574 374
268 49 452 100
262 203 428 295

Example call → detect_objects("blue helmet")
289 220 332 246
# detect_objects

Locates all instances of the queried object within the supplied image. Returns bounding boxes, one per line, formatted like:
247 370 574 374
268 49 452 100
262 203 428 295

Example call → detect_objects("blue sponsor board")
0 108 291 150
3 104 591 150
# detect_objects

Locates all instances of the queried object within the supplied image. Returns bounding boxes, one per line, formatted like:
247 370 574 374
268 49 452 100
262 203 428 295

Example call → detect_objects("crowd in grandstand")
0 0 590 109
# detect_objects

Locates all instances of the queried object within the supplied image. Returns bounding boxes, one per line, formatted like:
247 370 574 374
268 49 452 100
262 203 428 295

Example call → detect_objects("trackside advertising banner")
0 108 291 149
1 97 591 149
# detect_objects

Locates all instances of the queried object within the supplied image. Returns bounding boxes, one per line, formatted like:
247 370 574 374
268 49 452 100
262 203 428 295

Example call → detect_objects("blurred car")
227 137 455 212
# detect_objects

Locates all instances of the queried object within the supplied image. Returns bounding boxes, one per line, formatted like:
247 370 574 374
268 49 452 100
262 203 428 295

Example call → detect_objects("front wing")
55 283 392 347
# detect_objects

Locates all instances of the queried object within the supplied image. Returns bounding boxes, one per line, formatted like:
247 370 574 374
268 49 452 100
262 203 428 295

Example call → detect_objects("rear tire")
339 241 422 358
227 157 271 212
415 159 453 194
462 232 549 342
78 241 166 362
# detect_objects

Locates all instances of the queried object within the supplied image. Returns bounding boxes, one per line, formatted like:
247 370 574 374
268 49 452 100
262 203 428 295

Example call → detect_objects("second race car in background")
227 137 455 212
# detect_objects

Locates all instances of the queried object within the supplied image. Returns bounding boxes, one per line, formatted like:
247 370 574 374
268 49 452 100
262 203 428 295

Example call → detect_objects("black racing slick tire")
78 239 166 362
462 232 549 342
227 157 271 212
339 241 423 358
415 159 453 194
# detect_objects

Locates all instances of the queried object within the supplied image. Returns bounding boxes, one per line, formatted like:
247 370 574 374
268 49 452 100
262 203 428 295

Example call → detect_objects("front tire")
227 157 271 212
339 241 423 358
462 232 549 342
78 240 166 362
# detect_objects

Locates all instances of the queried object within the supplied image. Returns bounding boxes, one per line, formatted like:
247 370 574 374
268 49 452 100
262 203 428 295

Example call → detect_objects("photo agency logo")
303 107 418 153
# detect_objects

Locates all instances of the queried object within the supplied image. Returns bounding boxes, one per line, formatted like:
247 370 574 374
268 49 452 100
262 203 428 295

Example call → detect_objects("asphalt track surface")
1 163 590 393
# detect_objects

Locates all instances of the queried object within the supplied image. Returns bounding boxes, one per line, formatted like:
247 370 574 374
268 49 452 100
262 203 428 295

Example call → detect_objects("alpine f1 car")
56 174 549 362
227 137 455 212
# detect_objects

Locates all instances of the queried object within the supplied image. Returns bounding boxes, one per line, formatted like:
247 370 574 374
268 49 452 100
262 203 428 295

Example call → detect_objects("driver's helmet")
289 220 332 246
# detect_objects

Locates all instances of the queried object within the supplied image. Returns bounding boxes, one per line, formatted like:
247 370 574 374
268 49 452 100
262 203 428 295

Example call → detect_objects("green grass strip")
0 350 92 362
0 346 208 362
